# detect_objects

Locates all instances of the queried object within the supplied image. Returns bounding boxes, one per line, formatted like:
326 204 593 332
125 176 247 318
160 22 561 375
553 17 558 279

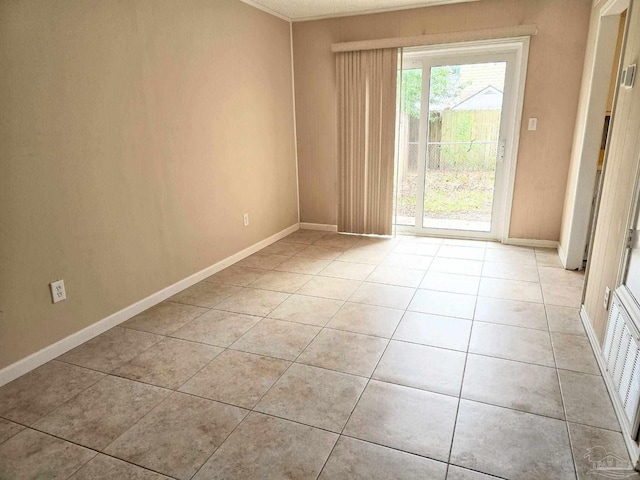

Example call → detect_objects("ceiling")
242 0 478 21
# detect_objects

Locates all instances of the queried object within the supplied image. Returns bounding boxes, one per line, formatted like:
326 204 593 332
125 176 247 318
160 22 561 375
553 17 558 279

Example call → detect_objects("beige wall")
0 0 298 369
584 3 640 343
293 0 591 239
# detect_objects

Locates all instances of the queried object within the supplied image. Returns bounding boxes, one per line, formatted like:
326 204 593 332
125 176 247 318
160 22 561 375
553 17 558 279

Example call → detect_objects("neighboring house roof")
452 85 503 110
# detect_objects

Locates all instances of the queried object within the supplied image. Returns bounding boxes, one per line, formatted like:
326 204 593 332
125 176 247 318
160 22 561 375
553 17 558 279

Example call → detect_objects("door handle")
497 140 506 163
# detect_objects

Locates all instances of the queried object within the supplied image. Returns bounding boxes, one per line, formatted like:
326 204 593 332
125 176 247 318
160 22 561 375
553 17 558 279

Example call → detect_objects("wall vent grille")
604 293 640 439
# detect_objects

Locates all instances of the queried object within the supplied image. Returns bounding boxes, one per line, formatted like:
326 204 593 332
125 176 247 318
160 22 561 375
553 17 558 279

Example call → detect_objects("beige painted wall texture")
292 0 591 239
584 3 640 344
0 0 298 369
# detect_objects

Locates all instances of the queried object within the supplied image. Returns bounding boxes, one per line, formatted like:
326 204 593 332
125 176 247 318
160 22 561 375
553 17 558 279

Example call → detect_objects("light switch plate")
624 64 636 89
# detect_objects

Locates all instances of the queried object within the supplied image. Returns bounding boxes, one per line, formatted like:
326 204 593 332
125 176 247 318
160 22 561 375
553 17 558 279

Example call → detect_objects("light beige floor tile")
268 294 343 326
275 256 332 274
255 364 367 432
236 253 288 270
382 252 433 270
546 305 585 335
474 296 547 330
34 376 169 450
409 290 476 319
536 248 563 267
70 454 171 479
318 261 376 281
484 248 537 265
446 466 502 480
297 329 388 377
558 370 620 431
442 238 488 248
420 271 480 295
336 248 389 265
179 350 289 409
58 327 162 373
469 322 555 367
319 436 447 480
451 400 575 480
568 422 640 480
205 266 266 286
552 332 599 374
114 338 222 389
462 354 564 419
0 418 24 445
393 311 472 351
296 276 361 300
259 241 307 256
373 341 465 396
105 392 247 480
350 282 416 309
344 380 458 460
538 266 585 287
481 261 539 282
0 361 104 425
478 277 543 303
281 230 327 244
122 301 208 335
351 236 398 250
366 265 425 287
194 412 337 480
542 283 583 308
214 287 289 316
430 257 483 276
0 429 95 480
392 242 440 256
295 245 344 260
437 245 485 261
485 242 533 251
400 235 443 245
327 302 404 338
231 318 320 360
170 282 240 308
248 270 312 293
170 309 261 347
313 234 360 249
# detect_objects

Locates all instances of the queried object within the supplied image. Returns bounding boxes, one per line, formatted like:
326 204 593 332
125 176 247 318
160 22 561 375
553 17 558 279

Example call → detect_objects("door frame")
393 37 530 242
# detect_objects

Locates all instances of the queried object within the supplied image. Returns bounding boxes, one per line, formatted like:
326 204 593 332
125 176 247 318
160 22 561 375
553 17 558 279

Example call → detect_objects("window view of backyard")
394 61 506 232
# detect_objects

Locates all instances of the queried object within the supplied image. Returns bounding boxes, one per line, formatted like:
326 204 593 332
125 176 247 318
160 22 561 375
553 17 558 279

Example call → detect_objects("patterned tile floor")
1 230 638 479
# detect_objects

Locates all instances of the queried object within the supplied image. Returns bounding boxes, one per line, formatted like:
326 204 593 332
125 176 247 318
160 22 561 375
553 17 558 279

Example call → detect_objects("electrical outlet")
50 280 66 304
603 286 611 310
243 213 249 227
528 117 538 131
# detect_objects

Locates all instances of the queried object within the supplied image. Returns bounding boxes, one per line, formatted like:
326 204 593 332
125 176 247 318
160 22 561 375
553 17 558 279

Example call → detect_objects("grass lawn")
396 170 495 222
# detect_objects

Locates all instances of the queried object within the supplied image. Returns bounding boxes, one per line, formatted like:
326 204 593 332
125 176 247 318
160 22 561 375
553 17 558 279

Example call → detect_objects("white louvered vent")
604 293 640 439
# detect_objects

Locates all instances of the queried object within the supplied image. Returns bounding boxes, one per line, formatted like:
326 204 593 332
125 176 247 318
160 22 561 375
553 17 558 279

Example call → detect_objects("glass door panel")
423 62 506 232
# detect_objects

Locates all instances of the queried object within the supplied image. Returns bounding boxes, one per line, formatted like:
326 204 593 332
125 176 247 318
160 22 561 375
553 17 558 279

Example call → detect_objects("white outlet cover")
527 117 537 131
50 279 66 303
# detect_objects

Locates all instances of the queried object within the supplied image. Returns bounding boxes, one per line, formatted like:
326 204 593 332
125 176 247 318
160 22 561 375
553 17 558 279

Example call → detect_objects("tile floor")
1 230 638 480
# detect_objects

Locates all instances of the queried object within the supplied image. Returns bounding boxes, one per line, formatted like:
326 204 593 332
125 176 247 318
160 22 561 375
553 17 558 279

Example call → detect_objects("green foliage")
399 65 468 120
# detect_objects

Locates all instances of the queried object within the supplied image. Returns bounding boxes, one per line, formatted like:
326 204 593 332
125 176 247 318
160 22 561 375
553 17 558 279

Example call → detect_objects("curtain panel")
337 48 398 235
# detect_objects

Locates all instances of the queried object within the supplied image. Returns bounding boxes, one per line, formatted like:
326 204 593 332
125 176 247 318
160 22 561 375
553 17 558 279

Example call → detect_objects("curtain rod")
331 25 537 53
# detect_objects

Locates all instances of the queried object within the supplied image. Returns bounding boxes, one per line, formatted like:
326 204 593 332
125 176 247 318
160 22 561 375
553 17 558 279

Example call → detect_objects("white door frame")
560 0 629 269
394 37 530 242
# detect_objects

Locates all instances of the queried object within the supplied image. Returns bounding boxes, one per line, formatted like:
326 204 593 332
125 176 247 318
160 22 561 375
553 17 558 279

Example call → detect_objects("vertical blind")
337 48 398 235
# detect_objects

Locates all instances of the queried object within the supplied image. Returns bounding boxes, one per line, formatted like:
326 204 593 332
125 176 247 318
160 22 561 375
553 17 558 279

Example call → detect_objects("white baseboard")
0 223 300 387
299 222 338 232
505 237 559 248
580 306 640 469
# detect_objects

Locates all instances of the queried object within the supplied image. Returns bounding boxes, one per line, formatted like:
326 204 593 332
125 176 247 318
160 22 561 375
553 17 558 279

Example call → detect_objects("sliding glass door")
394 45 519 239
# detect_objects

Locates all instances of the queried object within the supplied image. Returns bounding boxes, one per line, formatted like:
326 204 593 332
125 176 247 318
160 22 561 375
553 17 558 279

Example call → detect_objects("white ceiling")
242 0 478 21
